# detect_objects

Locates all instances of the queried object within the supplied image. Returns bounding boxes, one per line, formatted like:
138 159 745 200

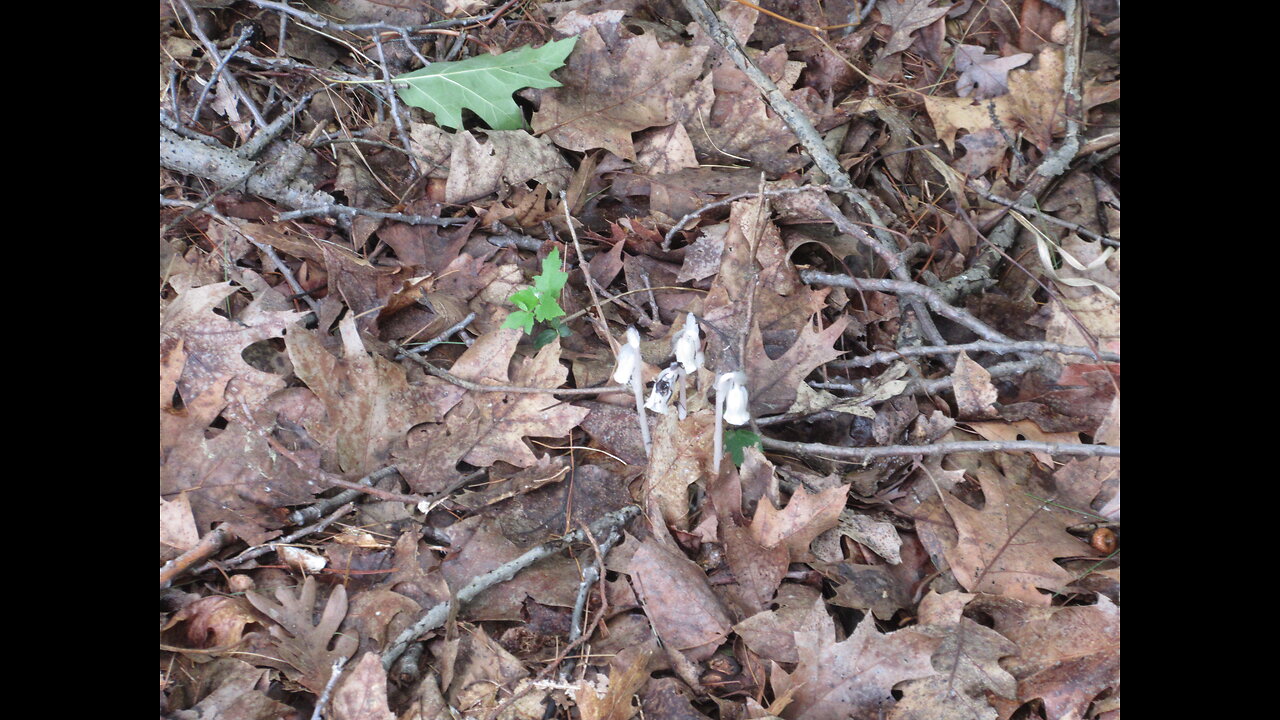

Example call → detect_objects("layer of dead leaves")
162 2 1119 719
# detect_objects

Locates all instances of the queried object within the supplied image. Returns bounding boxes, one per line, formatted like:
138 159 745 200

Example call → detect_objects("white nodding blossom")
645 364 685 415
612 327 642 385
673 314 704 373
717 371 750 426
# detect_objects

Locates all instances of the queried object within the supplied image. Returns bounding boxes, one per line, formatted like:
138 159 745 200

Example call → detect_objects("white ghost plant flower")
614 327 651 456
713 371 749 473
672 314 704 373
717 372 750 426
612 327 642 385
645 363 686 416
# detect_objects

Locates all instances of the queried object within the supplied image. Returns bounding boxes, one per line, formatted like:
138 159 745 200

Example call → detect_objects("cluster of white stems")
612 315 749 460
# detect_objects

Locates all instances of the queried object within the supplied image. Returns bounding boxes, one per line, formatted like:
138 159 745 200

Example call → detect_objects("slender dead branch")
196 502 357 577
390 341 629 396
160 523 232 589
381 504 641 669
761 437 1118 461
798 270 1014 344
830 340 1119 368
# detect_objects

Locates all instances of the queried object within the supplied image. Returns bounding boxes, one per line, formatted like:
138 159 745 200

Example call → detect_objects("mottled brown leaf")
287 315 464 476
952 351 999 419
942 465 1094 604
246 576 358 694
630 535 732 662
772 613 940 720
749 483 848 565
877 0 952 57
532 24 707 160
745 315 850 415
160 276 303 415
889 591 1018 720
331 652 395 720
973 594 1120 720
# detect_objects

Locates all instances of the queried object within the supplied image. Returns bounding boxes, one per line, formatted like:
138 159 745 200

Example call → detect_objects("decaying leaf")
772 613 940 720
630 535 733 662
531 23 707 160
940 465 1094 604
245 576 358 694
288 315 465 476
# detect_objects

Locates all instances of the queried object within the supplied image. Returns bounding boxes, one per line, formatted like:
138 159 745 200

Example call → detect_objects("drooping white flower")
612 327 642 385
645 364 686 415
717 371 750 426
672 314 704 373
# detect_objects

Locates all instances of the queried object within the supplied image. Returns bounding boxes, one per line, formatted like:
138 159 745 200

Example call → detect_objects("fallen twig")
160 523 232 589
798 270 1014 344
390 341 630 396
761 437 1118 461
830 340 1119 368
380 504 641 669
196 501 357 577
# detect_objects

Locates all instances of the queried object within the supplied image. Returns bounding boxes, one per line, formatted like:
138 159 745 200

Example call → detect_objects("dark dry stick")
177 0 266 127
799 270 1014 344
829 340 1119 368
160 523 231 589
391 341 630 396
197 501 357 577
309 656 348 720
395 312 477 358
761 437 1118 461
276 205 466 226
381 505 640 669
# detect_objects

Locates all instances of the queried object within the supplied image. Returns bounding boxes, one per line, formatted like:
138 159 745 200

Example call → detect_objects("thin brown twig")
829 340 1119 368
381 505 640 669
390 341 629 395
160 523 232 589
760 437 1118 461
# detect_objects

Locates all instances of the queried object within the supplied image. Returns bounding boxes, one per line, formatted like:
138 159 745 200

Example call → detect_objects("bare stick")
177 0 266 127
395 312 476 358
829 340 1119 368
760 437 1118 461
380 505 641 669
288 467 401 525
194 502 357 577
390 341 629 396
310 656 348 720
160 523 231 589
276 204 466 226
798 270 1014 344
561 191 617 354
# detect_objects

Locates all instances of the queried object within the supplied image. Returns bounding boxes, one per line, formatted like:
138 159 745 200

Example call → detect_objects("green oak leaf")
394 37 577 131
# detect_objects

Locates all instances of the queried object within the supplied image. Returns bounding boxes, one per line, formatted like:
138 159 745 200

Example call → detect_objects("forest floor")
160 2 1120 719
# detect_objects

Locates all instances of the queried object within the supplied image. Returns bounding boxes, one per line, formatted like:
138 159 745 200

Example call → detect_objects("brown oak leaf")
953 44 1033 99
161 276 303 415
395 329 589 492
889 591 1018 720
940 465 1094 604
772 613 940 720
749 483 849 560
745 315 850 415
877 0 952 57
246 576 358 694
287 315 464 476
630 535 733 662
531 24 707 160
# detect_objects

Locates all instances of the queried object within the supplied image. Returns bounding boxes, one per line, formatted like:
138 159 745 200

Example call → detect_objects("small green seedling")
503 248 571 347
724 429 762 466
